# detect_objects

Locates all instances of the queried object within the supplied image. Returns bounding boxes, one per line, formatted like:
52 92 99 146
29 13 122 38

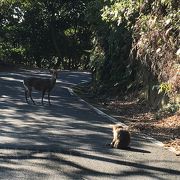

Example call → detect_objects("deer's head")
49 69 58 79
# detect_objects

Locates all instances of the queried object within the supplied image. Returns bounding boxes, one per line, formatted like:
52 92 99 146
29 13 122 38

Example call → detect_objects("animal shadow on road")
106 145 151 153
125 147 151 153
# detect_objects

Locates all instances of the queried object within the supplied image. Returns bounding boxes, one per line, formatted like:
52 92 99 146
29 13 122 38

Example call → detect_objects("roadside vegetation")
0 0 179 153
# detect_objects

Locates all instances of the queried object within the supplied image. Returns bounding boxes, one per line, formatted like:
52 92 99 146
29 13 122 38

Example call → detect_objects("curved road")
0 69 179 180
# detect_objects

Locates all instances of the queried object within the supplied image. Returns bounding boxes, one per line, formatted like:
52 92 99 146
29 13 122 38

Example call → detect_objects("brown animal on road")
110 124 131 149
23 69 58 105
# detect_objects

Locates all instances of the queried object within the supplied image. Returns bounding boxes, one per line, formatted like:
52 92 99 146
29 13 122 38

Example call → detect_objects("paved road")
0 70 179 180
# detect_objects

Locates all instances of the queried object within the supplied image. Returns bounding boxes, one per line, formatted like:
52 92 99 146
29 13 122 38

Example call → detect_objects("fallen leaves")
94 97 180 154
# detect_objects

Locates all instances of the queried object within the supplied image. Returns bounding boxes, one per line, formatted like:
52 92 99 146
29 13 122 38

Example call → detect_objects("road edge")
68 87 179 156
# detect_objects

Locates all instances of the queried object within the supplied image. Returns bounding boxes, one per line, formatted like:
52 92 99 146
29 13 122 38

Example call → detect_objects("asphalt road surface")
0 69 179 180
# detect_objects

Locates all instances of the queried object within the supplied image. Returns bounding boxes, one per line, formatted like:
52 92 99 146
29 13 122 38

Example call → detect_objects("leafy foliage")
0 0 92 69
85 0 179 108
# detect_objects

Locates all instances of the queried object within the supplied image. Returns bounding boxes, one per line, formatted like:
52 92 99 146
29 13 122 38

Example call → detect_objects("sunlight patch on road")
0 76 23 82
1 95 9 98
0 108 17 116
9 72 27 78
0 136 18 143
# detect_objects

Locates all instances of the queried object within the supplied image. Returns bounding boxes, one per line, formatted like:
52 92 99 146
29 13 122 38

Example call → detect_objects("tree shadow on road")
0 143 179 179
0 70 179 179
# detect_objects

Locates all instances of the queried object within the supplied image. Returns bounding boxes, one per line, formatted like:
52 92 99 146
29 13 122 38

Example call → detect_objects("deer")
23 69 58 105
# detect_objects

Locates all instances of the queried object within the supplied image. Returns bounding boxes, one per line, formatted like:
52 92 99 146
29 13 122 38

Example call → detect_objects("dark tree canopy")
0 0 92 69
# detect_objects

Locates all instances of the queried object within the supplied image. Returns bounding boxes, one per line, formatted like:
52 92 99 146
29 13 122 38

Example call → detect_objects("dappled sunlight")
0 76 23 82
0 108 18 116
1 0 179 176
0 145 179 179
0 136 17 143
0 70 179 179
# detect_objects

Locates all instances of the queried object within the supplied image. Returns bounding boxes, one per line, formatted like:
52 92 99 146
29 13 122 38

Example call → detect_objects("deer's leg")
41 90 45 105
24 83 29 104
47 91 51 105
25 90 29 103
29 88 35 105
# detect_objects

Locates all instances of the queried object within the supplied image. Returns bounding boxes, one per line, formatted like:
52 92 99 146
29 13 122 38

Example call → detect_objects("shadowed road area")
0 70 179 180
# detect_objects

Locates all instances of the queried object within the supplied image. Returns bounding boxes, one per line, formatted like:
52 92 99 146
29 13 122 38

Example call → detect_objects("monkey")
110 124 131 149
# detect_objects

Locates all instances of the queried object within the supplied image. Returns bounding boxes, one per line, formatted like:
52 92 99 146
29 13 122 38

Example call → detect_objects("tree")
0 0 92 69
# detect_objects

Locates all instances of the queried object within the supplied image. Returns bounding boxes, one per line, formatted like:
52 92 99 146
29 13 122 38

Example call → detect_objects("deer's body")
23 70 57 105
